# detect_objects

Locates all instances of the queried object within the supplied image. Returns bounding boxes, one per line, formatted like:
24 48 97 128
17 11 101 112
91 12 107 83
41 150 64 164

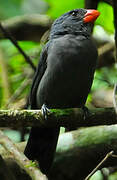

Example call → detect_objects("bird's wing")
29 43 49 109
25 42 60 175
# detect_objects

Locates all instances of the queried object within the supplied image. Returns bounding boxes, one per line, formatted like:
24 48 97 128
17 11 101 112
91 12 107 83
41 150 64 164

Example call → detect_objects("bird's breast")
36 36 97 108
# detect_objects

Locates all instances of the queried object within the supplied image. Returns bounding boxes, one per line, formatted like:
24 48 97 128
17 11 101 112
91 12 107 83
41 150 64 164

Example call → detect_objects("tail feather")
24 127 60 174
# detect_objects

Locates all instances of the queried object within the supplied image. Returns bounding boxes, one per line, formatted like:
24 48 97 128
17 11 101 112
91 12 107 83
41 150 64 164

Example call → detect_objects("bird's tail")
24 127 60 174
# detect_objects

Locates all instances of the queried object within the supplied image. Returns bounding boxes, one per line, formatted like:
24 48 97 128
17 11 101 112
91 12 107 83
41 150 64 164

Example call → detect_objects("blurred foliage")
92 65 117 91
22 0 48 14
0 0 114 32
90 170 103 180
46 0 114 33
0 40 41 108
109 172 117 180
46 0 84 18
97 2 114 33
0 0 23 19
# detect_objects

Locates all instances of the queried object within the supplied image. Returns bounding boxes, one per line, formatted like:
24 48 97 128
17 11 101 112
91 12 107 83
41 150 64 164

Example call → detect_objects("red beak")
83 9 100 23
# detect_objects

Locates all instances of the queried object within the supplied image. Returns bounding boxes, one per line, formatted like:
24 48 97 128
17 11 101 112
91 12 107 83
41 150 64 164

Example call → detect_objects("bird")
24 8 100 174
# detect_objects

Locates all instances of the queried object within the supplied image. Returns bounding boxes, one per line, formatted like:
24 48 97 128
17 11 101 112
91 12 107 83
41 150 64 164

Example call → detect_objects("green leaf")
0 0 22 19
46 0 84 18
96 2 114 33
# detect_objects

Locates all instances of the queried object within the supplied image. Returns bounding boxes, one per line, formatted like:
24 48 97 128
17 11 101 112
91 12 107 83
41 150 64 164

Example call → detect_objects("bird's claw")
41 104 50 120
82 106 90 120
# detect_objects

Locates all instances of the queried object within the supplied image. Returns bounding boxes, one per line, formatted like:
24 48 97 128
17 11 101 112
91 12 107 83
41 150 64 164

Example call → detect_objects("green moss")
73 125 117 148
25 161 37 168
51 108 73 117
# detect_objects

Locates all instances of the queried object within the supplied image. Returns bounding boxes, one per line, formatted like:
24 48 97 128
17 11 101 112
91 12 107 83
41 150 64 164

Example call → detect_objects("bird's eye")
72 11 77 16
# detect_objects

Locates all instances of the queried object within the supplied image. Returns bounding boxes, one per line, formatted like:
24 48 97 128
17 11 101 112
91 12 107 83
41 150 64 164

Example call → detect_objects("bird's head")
50 8 100 39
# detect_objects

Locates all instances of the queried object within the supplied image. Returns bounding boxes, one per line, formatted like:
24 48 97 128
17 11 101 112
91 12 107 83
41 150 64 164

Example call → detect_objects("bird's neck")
49 31 90 40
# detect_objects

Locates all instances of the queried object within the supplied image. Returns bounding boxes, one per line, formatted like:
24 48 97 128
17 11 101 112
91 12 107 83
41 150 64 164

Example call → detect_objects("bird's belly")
36 66 93 109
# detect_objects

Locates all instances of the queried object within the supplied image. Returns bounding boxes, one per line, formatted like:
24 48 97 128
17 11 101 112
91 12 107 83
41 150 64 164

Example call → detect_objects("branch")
1 14 52 42
0 48 11 106
85 0 113 9
0 22 36 71
5 78 31 108
0 108 116 128
113 83 117 113
0 130 47 180
85 151 114 180
97 42 115 69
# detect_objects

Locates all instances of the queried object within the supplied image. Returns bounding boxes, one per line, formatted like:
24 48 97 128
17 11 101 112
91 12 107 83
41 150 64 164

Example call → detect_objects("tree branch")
85 151 114 180
0 14 52 42
0 130 47 180
0 48 11 106
0 22 36 71
0 107 116 128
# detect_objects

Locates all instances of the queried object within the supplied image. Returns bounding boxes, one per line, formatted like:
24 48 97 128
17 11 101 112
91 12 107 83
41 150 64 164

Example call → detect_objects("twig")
0 22 36 71
5 78 32 108
111 154 117 158
84 151 114 180
98 42 114 57
0 48 11 106
113 83 117 114
0 130 48 180
97 42 115 69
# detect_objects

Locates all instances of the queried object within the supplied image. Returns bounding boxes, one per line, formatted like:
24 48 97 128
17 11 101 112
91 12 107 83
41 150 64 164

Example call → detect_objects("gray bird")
24 8 100 174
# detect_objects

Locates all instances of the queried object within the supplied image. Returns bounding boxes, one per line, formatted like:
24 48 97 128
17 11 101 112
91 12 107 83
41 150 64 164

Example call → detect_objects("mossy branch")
0 107 116 128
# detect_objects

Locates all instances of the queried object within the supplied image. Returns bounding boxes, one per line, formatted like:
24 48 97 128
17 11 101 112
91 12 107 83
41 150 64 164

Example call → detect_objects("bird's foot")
82 106 90 120
41 104 50 120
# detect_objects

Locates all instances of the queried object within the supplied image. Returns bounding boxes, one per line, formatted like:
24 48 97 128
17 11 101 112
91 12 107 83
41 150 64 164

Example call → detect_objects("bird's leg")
82 106 90 120
41 104 50 120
